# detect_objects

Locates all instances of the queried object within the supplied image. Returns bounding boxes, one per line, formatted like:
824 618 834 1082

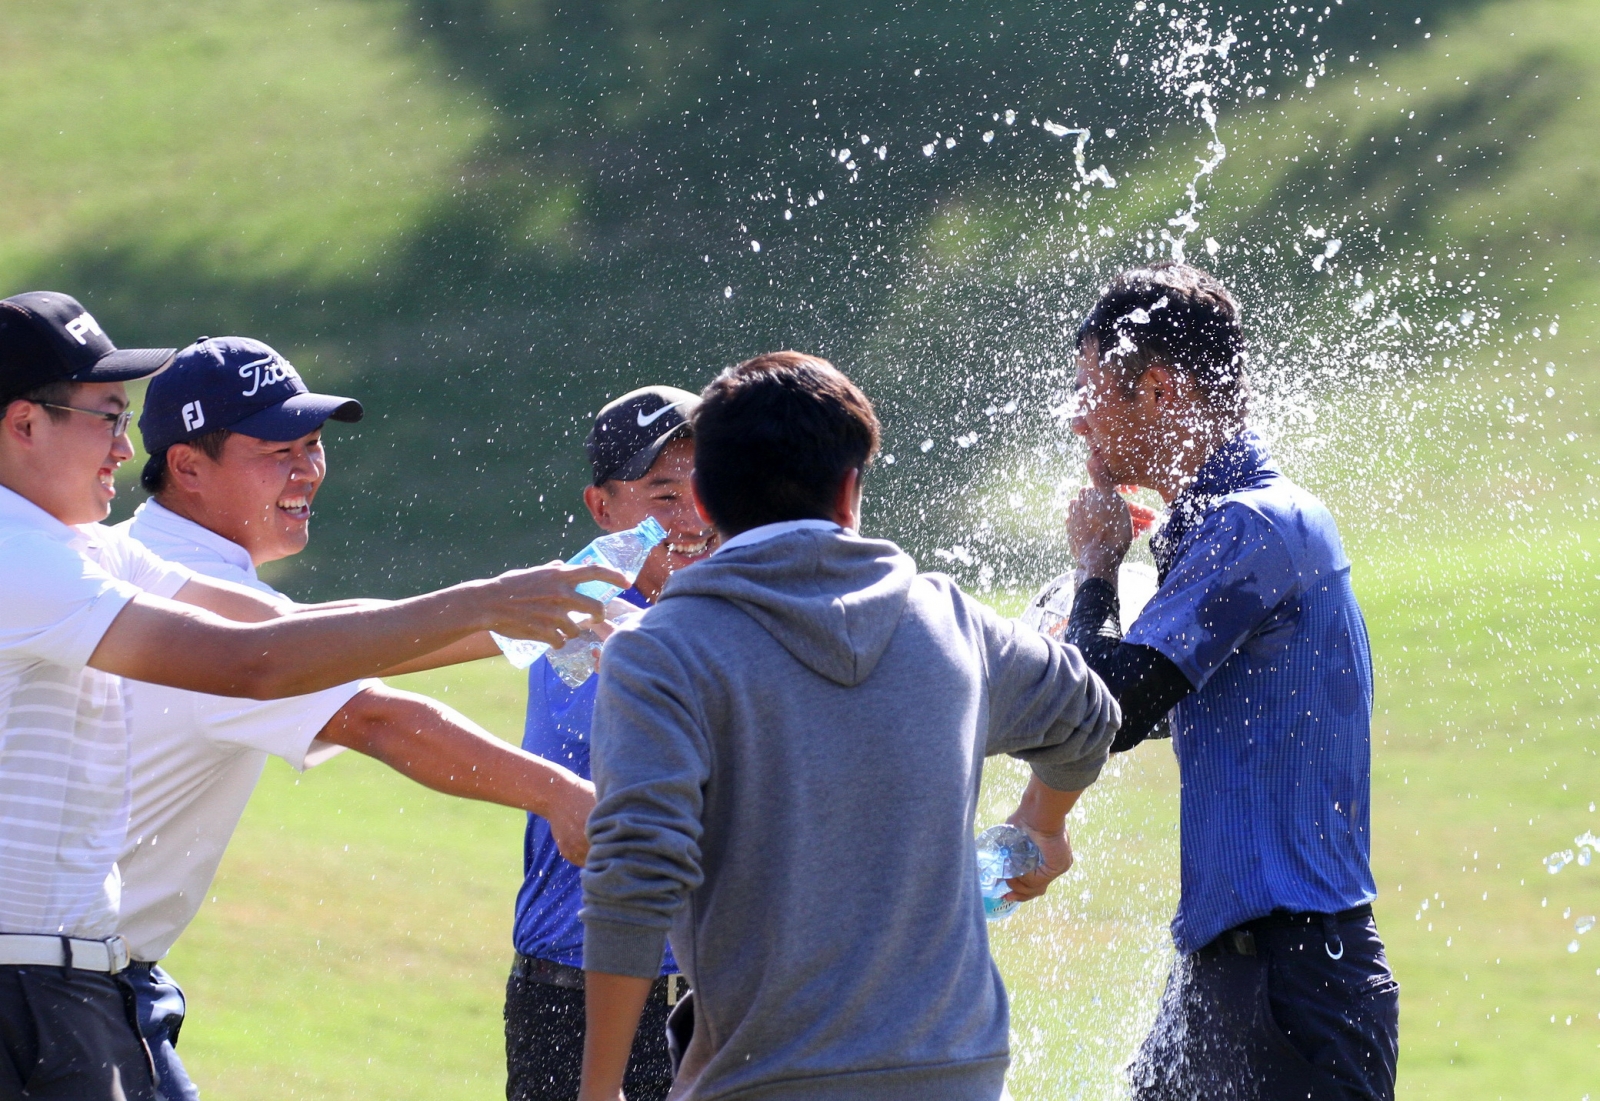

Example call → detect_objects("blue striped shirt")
1126 432 1377 953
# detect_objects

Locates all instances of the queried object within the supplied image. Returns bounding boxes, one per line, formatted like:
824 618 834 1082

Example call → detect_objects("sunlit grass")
165 497 1600 1100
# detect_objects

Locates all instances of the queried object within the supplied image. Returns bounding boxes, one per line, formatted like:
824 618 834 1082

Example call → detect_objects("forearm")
1011 774 1083 833
324 688 586 815
377 631 502 677
92 586 496 698
579 972 653 1101
1066 577 1192 752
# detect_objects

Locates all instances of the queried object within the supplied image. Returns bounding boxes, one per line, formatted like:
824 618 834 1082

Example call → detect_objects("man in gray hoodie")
577 353 1120 1101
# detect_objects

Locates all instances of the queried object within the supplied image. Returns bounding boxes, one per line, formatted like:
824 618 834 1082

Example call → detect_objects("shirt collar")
129 498 258 579
1150 429 1274 581
0 483 112 557
713 518 845 557
1183 429 1273 500
0 483 76 541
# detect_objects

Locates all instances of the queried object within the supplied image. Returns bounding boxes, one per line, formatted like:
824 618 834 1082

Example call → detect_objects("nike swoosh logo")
636 404 679 428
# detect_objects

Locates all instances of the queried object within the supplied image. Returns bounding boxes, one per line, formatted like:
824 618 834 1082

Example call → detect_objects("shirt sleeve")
95 525 194 600
0 531 144 668
1124 503 1299 691
582 623 710 978
967 589 1121 793
188 679 378 770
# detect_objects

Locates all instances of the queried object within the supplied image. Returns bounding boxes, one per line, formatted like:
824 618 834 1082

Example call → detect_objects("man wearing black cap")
505 386 717 1101
0 293 621 1101
112 336 601 1101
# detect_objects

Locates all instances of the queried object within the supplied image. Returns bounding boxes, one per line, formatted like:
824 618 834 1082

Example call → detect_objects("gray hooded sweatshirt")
582 527 1120 1101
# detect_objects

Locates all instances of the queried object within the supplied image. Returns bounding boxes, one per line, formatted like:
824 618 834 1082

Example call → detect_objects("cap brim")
228 393 364 441
608 421 691 483
71 347 177 383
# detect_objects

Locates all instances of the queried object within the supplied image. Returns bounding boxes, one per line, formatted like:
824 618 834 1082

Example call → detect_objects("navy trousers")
124 965 199 1101
0 966 156 1101
1128 912 1399 1101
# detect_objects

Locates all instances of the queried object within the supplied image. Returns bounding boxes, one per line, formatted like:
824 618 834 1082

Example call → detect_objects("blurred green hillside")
9 0 1578 593
5 1 1600 1098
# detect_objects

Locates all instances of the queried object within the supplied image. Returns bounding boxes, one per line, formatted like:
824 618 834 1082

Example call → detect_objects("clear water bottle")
976 824 1043 923
493 516 669 671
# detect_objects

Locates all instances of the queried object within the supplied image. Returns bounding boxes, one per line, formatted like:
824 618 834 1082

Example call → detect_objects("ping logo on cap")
181 401 206 432
63 312 106 346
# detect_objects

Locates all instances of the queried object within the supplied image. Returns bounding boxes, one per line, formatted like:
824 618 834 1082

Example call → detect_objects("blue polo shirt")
512 587 676 973
1126 431 1377 954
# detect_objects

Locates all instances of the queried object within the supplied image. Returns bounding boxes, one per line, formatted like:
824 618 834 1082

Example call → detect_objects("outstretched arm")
88 562 625 699
319 685 595 864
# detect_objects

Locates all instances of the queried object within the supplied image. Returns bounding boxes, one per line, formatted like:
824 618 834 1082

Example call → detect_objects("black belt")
1207 903 1374 959
511 953 585 990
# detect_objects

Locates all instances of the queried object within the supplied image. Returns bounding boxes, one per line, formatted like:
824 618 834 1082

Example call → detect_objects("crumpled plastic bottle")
976 823 1043 922
492 516 668 673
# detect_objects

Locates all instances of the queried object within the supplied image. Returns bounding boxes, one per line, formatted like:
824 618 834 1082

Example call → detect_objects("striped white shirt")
0 486 192 938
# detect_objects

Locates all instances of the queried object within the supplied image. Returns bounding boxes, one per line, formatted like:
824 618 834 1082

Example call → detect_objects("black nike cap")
0 291 176 406
585 385 700 486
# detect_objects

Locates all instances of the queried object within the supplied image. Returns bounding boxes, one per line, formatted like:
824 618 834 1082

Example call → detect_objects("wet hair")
692 352 880 536
1076 260 1247 407
140 429 234 494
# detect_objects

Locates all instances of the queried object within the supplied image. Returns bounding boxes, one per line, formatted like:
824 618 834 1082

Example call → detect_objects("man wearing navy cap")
505 386 718 1101
0 294 621 1101
114 336 601 1101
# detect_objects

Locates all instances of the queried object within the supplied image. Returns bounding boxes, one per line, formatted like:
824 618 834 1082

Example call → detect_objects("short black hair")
140 429 234 494
1077 261 1247 406
692 352 880 536
4 379 76 422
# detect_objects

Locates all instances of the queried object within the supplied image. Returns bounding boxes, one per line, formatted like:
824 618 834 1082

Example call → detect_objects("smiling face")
158 429 327 565
582 436 718 602
0 382 134 526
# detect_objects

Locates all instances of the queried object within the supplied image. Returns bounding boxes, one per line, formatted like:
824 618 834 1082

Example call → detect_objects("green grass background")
4 0 1600 1095
163 501 1600 1099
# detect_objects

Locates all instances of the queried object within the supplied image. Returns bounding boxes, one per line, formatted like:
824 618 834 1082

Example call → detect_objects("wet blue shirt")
1127 432 1377 954
512 586 677 972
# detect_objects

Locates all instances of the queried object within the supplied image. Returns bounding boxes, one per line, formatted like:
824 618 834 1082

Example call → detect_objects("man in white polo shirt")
0 292 622 1101
114 336 597 1101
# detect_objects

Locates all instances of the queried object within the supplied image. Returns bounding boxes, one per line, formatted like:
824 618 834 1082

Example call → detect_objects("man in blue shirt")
1058 262 1398 1100
507 386 718 1101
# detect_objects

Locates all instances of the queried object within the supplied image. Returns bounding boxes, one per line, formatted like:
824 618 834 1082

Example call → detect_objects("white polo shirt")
0 485 194 940
114 499 371 962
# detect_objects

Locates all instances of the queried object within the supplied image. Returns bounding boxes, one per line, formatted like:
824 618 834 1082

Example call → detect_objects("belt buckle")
1227 929 1257 957
106 936 130 974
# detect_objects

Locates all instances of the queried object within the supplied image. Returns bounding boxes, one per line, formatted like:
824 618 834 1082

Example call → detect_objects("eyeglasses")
35 402 134 437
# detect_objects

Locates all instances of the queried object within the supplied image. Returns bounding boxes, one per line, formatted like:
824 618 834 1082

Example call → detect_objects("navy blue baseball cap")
139 336 363 453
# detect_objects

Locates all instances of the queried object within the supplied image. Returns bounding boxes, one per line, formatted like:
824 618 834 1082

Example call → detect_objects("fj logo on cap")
181 401 206 432
63 312 106 346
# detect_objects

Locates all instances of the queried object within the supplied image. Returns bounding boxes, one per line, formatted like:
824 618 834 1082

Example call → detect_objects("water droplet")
1577 916 1596 935
945 136 956 149
920 439 935 453
1569 940 1581 954
723 286 733 299
983 131 995 143
922 143 936 157
750 240 761 252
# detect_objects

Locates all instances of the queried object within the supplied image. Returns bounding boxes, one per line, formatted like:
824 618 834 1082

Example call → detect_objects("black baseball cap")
0 291 176 405
139 336 363 453
585 385 699 485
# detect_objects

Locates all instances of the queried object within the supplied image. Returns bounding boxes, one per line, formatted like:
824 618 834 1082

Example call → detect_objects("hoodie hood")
659 529 916 686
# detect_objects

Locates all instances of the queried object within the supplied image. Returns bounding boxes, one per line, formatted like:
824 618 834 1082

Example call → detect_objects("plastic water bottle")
976 824 1043 922
492 517 669 672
